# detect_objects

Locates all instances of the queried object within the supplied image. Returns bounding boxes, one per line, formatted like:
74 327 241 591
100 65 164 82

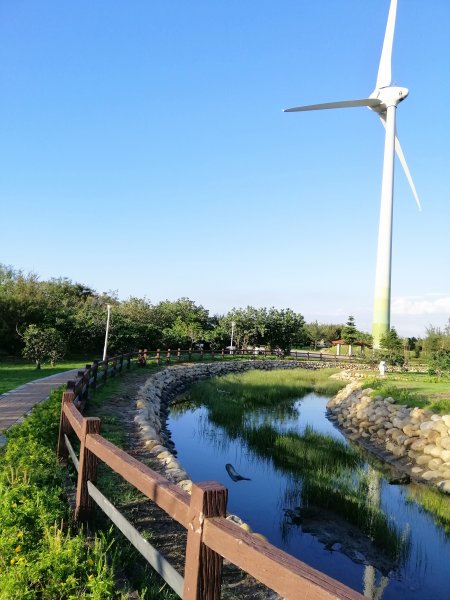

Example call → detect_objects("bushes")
0 389 120 599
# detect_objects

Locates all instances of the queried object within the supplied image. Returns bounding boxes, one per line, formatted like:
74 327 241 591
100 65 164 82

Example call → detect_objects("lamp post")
103 304 111 361
230 321 236 354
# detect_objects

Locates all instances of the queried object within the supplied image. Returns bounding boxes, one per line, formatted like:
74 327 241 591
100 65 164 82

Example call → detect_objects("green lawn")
0 360 91 395
363 372 450 413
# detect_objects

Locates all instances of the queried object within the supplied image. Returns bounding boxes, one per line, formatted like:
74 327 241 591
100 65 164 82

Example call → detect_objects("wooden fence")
66 352 133 410
133 347 358 366
57 361 364 600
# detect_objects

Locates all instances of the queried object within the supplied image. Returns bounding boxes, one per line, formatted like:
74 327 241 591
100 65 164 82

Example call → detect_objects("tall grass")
407 485 450 534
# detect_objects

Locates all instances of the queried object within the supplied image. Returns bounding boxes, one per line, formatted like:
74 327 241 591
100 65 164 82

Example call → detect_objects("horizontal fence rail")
58 370 364 600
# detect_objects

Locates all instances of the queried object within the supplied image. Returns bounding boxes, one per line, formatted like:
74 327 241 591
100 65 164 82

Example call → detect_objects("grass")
362 372 450 412
0 360 91 394
0 387 121 599
407 484 450 534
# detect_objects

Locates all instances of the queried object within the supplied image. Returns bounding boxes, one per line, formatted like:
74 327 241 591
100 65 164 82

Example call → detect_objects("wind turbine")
284 0 420 349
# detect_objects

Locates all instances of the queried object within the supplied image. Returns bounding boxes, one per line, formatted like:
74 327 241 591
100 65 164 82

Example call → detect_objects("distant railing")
57 359 364 600
134 347 360 366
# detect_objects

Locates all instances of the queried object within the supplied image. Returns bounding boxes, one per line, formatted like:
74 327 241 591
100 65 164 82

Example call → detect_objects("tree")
379 327 404 366
220 307 267 351
304 321 326 350
22 325 66 368
148 298 210 349
321 324 342 345
342 316 358 356
428 349 450 377
265 308 306 354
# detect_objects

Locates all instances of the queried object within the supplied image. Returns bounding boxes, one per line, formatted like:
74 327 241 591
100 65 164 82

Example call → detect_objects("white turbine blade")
283 98 382 112
376 0 398 89
394 131 421 211
379 115 421 211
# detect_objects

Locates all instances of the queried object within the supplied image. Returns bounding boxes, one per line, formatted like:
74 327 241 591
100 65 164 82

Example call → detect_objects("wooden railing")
66 353 133 410
133 347 359 366
57 384 364 599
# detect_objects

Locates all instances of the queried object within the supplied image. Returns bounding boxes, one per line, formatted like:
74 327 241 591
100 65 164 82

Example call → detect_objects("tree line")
1 264 448 375
0 265 311 362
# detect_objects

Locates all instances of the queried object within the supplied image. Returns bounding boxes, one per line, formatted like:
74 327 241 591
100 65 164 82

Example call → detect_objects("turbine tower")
284 0 420 349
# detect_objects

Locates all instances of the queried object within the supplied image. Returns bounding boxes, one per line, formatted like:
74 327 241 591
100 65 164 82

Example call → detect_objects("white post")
103 304 111 361
230 321 235 354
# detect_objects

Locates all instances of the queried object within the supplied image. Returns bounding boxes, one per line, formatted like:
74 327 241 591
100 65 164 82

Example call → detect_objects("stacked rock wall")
327 381 450 494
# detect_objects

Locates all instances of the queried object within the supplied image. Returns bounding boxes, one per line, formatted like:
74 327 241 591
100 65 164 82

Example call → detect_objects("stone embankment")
327 380 450 494
133 360 317 536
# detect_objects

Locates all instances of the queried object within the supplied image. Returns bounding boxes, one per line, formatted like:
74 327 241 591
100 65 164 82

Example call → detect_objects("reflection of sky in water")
168 393 450 599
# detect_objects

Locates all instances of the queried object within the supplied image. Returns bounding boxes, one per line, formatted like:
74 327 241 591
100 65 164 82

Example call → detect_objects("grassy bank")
0 360 91 395
362 372 450 413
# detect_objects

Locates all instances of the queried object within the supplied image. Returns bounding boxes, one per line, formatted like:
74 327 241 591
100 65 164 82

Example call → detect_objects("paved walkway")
0 369 79 445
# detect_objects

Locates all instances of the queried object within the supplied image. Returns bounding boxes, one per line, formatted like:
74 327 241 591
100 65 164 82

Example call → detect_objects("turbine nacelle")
370 86 409 113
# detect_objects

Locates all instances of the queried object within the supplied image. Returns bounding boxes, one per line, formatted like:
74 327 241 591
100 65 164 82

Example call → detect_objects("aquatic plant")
407 485 450 535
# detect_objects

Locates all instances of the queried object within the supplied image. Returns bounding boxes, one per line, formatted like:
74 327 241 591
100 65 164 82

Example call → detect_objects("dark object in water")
225 463 251 482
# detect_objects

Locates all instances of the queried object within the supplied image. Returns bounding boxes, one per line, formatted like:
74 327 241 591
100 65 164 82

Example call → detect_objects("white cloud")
392 295 450 316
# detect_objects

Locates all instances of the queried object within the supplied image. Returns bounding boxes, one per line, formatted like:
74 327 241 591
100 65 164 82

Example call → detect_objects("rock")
438 480 450 494
421 470 442 481
411 466 423 475
178 479 193 492
439 436 450 450
144 439 161 451
427 458 443 471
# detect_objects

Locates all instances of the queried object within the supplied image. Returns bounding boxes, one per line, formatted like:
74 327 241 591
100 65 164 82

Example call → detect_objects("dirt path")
91 370 280 599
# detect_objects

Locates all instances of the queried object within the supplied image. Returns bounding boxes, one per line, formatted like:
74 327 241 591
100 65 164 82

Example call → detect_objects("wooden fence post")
177 348 181 362
143 349 148 364
112 356 118 377
75 416 101 522
200 348 204 362
166 349 171 364
156 349 160 365
183 482 228 600
103 357 108 384
83 366 91 404
188 347 192 362
92 360 99 392
57 391 75 463
221 349 224 360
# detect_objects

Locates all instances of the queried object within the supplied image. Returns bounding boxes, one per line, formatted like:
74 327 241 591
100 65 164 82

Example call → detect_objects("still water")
167 392 450 599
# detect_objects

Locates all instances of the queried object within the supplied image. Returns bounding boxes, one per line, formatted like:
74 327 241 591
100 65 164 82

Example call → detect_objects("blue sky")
1 0 449 337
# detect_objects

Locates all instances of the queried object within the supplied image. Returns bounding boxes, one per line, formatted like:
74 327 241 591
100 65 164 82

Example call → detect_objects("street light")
103 304 111 361
230 320 236 354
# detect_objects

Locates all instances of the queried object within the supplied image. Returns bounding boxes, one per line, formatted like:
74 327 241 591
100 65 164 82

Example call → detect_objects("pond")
167 388 450 599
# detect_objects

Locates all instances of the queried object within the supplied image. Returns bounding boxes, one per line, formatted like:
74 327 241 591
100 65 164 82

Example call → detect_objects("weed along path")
165 368 450 600
0 368 79 445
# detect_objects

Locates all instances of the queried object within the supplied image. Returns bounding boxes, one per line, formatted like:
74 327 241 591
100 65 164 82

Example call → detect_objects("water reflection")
168 390 450 599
